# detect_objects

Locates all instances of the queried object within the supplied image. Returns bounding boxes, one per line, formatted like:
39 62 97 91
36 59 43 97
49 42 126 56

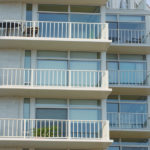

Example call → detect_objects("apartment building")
0 0 149 150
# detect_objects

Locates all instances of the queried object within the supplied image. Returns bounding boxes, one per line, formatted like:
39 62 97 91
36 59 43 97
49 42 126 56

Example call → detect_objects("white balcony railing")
0 119 110 140
109 29 147 44
109 70 148 86
0 68 108 88
107 112 148 129
106 0 146 10
0 20 108 40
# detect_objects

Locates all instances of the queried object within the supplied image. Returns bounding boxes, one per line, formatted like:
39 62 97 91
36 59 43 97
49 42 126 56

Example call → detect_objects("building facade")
0 0 150 150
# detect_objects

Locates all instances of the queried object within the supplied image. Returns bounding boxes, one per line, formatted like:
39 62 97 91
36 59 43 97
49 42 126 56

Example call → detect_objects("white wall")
0 49 24 68
0 97 23 118
0 2 25 20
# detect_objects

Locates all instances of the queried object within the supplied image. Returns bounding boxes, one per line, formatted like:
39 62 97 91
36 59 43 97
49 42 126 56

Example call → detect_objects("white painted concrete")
0 97 23 118
0 2 24 20
0 49 24 68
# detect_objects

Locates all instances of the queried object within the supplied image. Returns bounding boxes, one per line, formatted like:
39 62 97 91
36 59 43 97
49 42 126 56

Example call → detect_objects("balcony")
0 68 111 99
108 112 150 138
0 119 112 149
109 70 150 95
108 29 150 54
0 20 111 51
106 0 146 10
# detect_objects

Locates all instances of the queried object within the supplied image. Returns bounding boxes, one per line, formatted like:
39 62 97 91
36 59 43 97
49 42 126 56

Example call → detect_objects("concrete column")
21 3 26 20
32 3 38 21
101 52 107 70
31 50 37 69
147 96 150 129
146 55 150 85
101 52 107 120
148 139 150 150
101 99 107 120
30 98 35 119
101 6 106 23
147 54 150 128
19 98 24 118
145 16 150 44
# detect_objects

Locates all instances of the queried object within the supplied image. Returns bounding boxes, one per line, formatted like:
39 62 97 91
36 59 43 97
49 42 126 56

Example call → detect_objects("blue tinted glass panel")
39 13 69 38
121 139 149 146
24 50 31 69
70 100 100 108
70 14 100 23
70 52 98 59
38 60 67 69
119 16 145 22
106 15 117 22
107 103 119 112
70 109 101 120
26 4 32 21
24 98 30 119
107 62 118 84
36 99 67 107
37 51 67 58
108 147 120 150
70 61 100 87
122 148 148 150
119 62 146 85
39 13 68 22
120 103 147 113
70 61 100 70
37 60 67 86
119 23 145 30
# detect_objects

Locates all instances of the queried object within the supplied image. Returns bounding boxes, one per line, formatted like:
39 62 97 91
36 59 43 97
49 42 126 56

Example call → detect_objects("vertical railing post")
31 69 34 86
24 119 26 139
68 120 71 139
68 70 72 87
33 21 35 37
69 22 72 38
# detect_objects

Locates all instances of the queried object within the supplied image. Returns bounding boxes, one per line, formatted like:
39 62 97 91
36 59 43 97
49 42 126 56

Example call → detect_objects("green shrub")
33 126 59 137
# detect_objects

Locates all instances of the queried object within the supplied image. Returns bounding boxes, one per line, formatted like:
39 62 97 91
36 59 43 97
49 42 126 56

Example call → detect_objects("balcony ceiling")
0 139 113 150
0 38 111 52
0 86 112 99
111 86 150 96
0 0 108 6
108 44 150 54
110 129 150 139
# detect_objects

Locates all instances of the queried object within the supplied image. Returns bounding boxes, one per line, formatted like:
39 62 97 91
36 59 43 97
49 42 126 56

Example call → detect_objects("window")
37 4 101 38
35 99 101 138
26 4 32 21
36 51 101 87
107 15 146 43
109 138 149 150
107 95 148 129
107 54 147 85
24 50 31 85
23 98 30 119
70 100 101 120
24 50 31 69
